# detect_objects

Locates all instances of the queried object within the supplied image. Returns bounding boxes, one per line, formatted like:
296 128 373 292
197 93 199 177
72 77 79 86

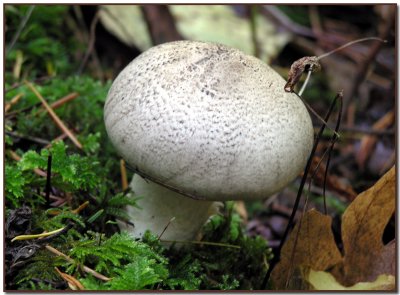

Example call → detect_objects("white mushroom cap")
104 40 313 201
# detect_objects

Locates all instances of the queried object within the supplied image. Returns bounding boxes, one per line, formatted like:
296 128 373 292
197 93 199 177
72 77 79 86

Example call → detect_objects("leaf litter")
271 166 395 290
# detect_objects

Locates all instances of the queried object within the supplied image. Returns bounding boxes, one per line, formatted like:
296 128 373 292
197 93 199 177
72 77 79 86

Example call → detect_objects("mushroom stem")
118 174 221 243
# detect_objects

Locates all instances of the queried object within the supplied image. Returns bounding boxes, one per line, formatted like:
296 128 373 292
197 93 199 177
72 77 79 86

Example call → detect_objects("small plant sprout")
104 41 314 243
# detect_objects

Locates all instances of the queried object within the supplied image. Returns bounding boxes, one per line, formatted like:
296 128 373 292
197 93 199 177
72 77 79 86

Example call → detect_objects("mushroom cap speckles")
104 40 314 201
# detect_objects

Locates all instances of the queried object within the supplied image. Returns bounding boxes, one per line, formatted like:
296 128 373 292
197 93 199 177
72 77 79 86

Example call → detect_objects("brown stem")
141 5 182 45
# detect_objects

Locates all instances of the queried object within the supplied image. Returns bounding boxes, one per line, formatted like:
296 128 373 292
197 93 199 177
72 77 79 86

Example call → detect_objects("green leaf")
109 258 168 290
5 165 25 206
70 232 167 276
19 150 47 171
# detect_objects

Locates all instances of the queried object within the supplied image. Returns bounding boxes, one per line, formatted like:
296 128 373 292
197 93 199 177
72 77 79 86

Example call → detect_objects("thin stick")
45 154 53 207
322 94 342 214
51 92 79 109
298 95 340 139
6 5 35 53
317 37 386 60
160 239 241 249
24 81 83 149
7 92 77 119
45 245 111 281
6 131 50 146
158 217 176 240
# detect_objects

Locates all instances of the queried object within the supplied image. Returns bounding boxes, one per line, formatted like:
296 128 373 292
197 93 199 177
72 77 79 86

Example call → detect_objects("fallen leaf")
271 165 395 290
332 165 395 285
271 209 342 289
55 267 85 290
305 269 395 290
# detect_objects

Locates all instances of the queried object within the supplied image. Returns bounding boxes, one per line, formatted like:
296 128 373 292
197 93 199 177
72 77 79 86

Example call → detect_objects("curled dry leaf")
271 165 395 290
284 56 321 92
54 267 85 290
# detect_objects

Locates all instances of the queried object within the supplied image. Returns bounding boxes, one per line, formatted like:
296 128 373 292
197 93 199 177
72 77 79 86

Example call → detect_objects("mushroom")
104 40 314 243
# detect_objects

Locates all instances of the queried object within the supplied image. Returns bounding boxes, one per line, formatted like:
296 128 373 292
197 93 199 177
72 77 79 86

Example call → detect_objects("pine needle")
45 245 111 282
24 81 83 149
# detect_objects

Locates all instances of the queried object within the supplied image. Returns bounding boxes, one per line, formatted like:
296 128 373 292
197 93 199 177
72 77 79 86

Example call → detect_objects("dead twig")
6 131 51 146
47 92 79 111
45 245 111 282
34 92 80 117
24 81 83 149
7 92 79 120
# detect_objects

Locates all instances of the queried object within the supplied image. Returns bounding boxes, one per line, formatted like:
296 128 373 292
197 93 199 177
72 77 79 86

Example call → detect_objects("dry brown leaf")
333 165 395 285
271 209 342 289
271 165 395 290
54 267 85 290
